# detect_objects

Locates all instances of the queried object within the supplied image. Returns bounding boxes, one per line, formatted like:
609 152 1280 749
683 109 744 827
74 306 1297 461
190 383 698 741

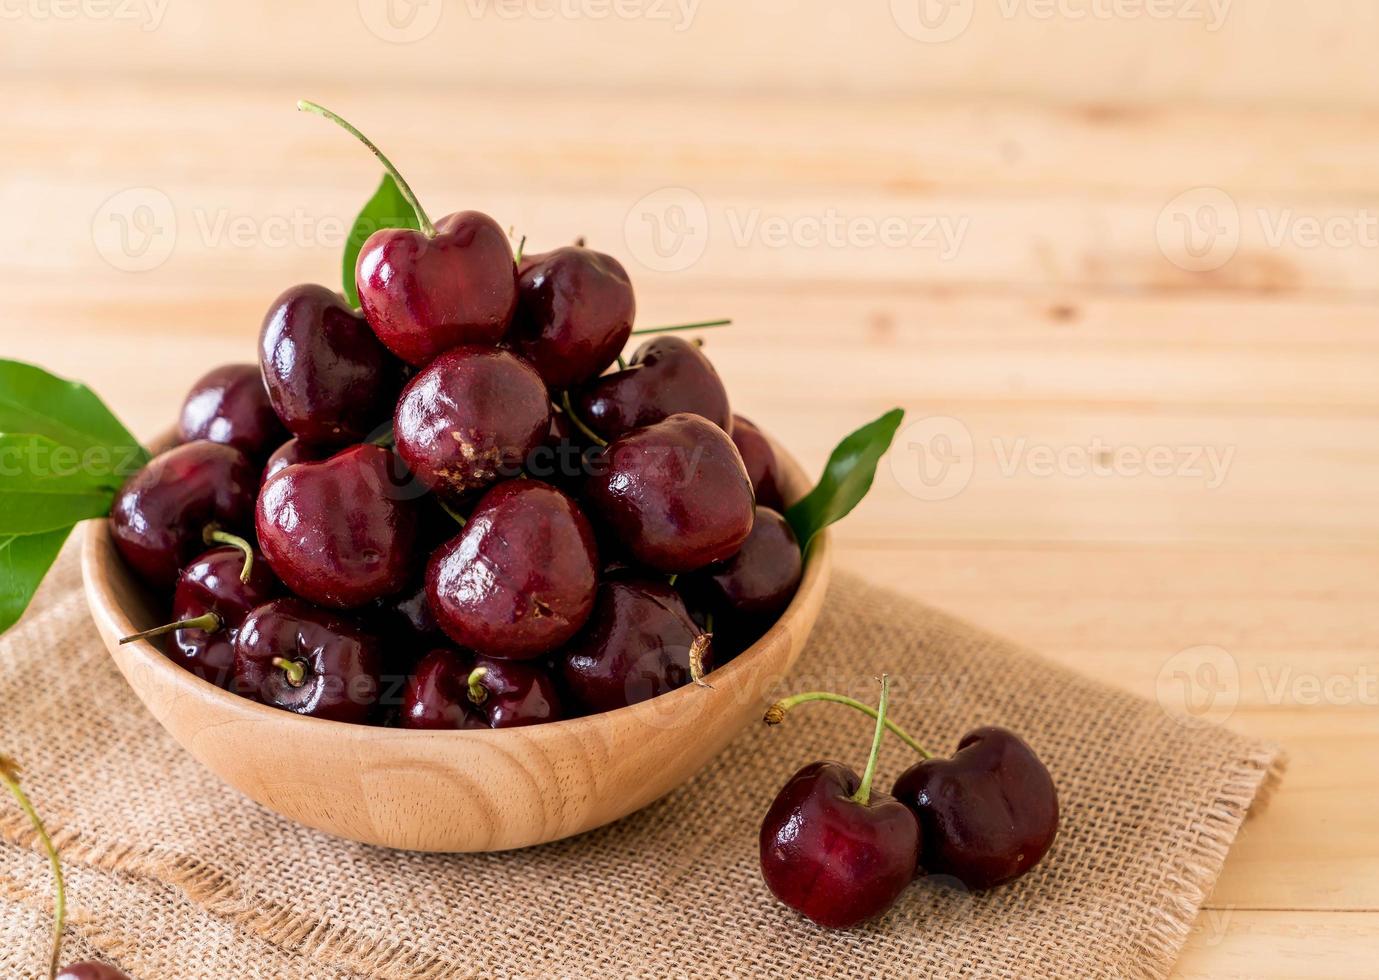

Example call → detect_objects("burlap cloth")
0 536 1283 979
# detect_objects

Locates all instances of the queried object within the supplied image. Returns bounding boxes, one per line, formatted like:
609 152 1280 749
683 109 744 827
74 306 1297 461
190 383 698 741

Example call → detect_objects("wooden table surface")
4 4 1377 976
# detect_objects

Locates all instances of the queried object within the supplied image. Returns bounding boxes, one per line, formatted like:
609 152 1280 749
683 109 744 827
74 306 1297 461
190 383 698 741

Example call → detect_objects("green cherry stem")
849 676 890 806
437 498 468 528
297 99 436 237
560 391 609 447
272 657 307 688
630 318 731 336
514 235 527 266
203 526 254 584
763 688 933 759
0 755 64 980
467 666 489 706
616 354 628 370
119 611 221 646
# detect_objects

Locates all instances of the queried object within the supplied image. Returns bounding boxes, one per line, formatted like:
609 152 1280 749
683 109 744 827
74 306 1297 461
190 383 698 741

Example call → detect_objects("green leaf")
0 433 124 534
786 408 905 552
0 527 74 635
342 173 422 307
0 361 147 464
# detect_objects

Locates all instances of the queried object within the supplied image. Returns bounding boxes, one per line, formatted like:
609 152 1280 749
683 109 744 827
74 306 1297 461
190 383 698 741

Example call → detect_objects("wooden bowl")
81 439 830 852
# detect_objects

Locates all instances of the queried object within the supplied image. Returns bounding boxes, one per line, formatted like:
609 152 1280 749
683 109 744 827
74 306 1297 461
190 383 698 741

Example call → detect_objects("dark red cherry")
584 413 754 573
426 480 598 659
730 414 785 511
560 579 712 713
574 336 730 441
394 346 551 496
356 210 518 366
234 598 381 724
400 647 486 730
891 727 1059 890
760 761 920 929
158 545 280 688
256 445 420 608
259 283 403 446
262 437 333 483
468 654 565 728
177 363 286 460
57 964 132 980
690 506 801 629
110 441 257 588
510 246 635 389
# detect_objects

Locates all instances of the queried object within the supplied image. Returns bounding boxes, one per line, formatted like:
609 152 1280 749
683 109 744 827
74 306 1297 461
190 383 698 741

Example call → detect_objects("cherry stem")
849 676 890 807
272 657 306 688
437 498 468 528
203 527 254 584
560 391 609 448
616 354 628 370
119 611 221 646
0 755 65 980
689 634 712 688
514 235 527 265
297 99 436 237
763 690 932 759
631 318 731 336
466 666 489 706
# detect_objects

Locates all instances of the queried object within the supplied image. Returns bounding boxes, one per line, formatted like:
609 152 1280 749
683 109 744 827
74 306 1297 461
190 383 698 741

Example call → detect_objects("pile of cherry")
110 222 799 728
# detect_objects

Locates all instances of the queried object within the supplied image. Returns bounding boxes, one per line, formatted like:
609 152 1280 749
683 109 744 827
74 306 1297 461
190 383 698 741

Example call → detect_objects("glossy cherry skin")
234 598 381 724
560 579 712 713
394 346 551 496
262 436 333 483
177 362 286 460
730 414 785 511
110 441 258 588
167 545 280 688
760 761 920 929
356 210 518 366
400 647 487 730
57 964 132 980
585 413 755 573
691 506 801 626
891 727 1059 890
575 336 731 441
469 654 565 728
427 480 598 659
259 283 402 446
510 246 635 389
256 445 420 608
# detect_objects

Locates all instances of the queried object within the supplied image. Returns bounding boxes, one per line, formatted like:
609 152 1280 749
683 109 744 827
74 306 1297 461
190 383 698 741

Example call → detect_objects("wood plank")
1175 911 1379 979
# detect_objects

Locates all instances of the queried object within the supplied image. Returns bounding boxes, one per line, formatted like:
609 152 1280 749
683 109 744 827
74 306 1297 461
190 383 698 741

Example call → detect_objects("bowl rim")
82 432 831 743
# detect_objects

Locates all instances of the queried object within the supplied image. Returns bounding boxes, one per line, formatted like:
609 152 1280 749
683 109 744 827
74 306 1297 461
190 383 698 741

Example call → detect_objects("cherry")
730 414 785 511
262 436 333 483
57 965 132 980
426 480 598 659
560 579 712 713
510 245 635 389
256 445 420 608
891 727 1059 890
394 346 551 496
120 541 280 688
259 283 402 446
357 210 518 366
574 335 731 441
110 440 258 588
400 648 487 730
234 598 381 724
584 413 754 572
467 655 565 728
689 505 801 634
759 677 919 929
177 362 286 460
